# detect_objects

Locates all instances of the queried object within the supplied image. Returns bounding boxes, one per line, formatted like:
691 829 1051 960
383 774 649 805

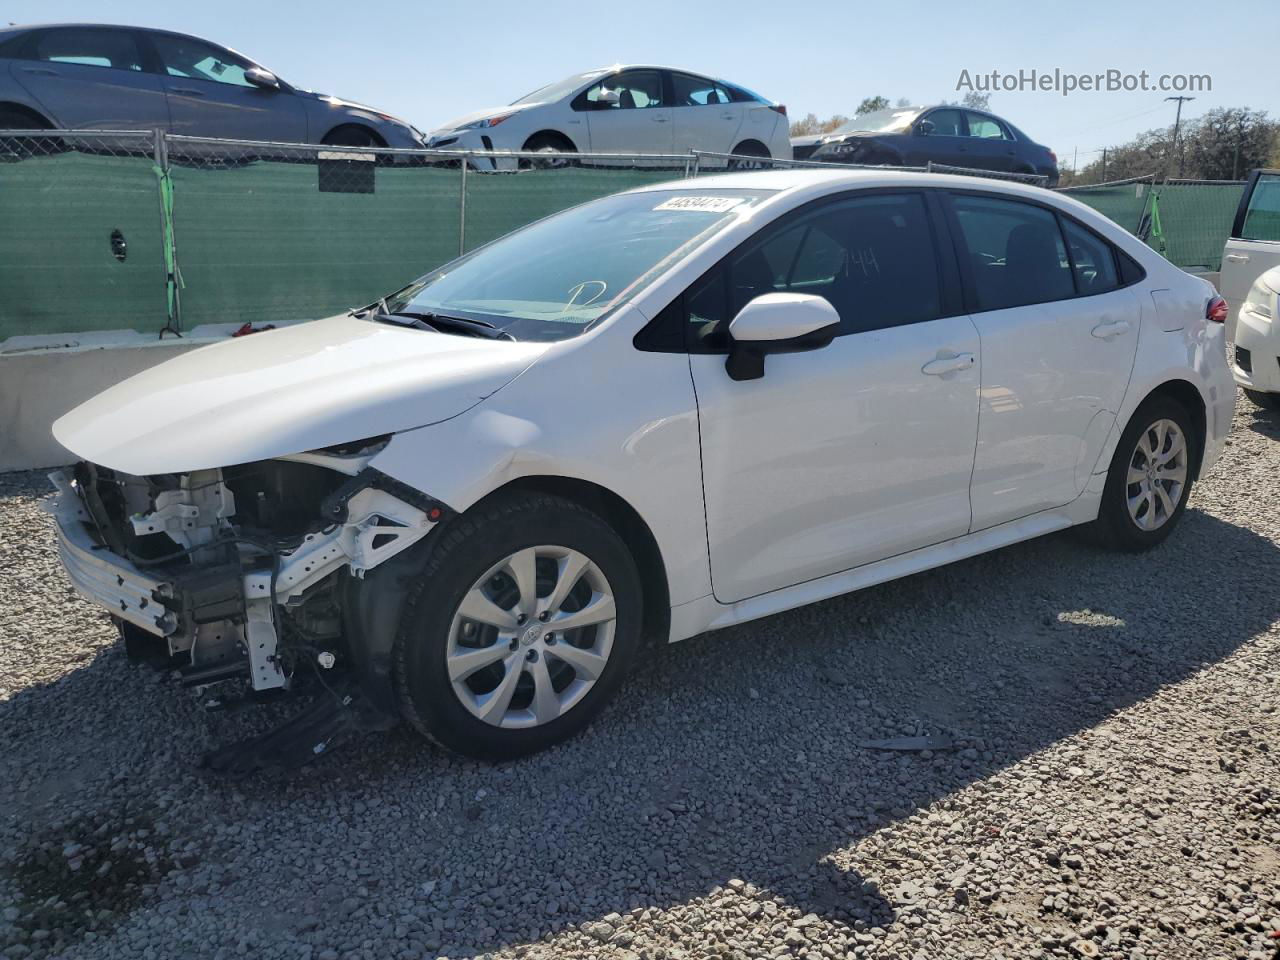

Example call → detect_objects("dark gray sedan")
0 23 424 147
792 105 1059 186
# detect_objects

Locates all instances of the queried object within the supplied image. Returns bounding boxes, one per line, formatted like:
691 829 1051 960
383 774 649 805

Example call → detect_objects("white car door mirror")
726 292 841 381
595 88 621 107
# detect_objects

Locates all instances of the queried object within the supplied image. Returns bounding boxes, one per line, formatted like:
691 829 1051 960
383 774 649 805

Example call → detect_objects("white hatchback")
425 65 791 169
49 170 1234 767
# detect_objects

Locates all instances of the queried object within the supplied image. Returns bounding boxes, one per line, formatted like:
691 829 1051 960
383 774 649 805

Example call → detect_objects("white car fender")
369 304 714 608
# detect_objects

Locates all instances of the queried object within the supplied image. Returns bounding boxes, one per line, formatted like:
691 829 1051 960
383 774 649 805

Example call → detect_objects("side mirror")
725 293 840 381
595 88 621 107
245 66 280 90
915 119 935 136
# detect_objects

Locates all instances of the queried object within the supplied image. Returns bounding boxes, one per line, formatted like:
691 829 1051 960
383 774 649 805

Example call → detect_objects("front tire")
394 493 642 760
1089 396 1198 551
1244 388 1280 411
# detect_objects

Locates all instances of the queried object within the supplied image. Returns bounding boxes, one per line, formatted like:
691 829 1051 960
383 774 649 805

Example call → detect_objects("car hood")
53 315 547 476
429 102 541 136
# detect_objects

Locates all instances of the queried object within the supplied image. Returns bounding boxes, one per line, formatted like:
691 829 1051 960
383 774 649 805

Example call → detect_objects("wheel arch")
522 129 578 153
0 101 53 127
731 138 770 157
321 122 387 147
477 475 670 645
1126 378 1209 480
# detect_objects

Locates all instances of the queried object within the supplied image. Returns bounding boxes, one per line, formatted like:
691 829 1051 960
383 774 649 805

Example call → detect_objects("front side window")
386 189 773 342
922 109 964 136
1061 219 1119 294
1240 173 1280 242
150 34 254 87
581 70 665 109
672 73 732 107
951 194 1074 311
32 28 143 71
688 193 943 339
966 113 1009 139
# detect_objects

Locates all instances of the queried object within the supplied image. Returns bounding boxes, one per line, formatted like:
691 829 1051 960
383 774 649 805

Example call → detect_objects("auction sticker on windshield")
653 196 746 213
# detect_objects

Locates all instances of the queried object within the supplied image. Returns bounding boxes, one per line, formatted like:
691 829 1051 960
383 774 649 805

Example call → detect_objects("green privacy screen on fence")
170 160 463 328
0 135 1253 341
0 150 167 340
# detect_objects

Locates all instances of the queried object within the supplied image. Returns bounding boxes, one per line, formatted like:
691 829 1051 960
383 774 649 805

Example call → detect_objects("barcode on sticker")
653 196 745 213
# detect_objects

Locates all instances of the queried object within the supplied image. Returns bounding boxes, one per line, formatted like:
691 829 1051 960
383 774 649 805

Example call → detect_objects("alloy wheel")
1125 418 1188 531
446 545 617 729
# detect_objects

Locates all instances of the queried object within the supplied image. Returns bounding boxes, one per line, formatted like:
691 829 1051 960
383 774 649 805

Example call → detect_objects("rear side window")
1061 219 1119 294
32 28 144 71
688 193 942 339
950 194 1074 311
966 113 1010 140
672 73 732 107
1240 173 1280 242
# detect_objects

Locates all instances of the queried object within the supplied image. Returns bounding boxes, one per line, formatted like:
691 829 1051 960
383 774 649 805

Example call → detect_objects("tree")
1183 107 1275 180
961 91 991 111
895 97 913 108
856 96 890 114
789 113 850 137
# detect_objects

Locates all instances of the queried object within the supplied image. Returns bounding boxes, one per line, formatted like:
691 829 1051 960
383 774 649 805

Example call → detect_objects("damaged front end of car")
46 438 450 773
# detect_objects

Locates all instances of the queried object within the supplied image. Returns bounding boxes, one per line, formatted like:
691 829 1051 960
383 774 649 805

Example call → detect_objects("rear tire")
394 492 643 761
1088 396 1198 551
1244 388 1280 410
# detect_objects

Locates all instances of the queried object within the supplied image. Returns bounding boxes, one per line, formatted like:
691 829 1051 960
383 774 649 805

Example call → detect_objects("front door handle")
921 353 975 376
1225 253 1251 263
21 67 59 77
171 87 206 97
652 115 668 123
1091 319 1132 339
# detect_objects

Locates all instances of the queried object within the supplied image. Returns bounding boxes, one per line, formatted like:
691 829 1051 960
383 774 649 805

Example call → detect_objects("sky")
9 0 1278 169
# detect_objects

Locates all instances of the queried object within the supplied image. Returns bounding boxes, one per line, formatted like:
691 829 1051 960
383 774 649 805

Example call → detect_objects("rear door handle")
1225 253 1251 263
652 115 668 123
1091 318 1132 339
921 353 975 376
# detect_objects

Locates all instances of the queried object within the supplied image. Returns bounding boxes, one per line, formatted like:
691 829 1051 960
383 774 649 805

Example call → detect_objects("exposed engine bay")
47 440 449 770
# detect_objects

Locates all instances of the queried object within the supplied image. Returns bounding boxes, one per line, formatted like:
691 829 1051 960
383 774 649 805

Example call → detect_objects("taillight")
1206 295 1228 324
1047 149 1057 163
769 104 787 117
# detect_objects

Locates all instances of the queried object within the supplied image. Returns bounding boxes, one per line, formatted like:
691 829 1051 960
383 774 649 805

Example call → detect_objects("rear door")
946 192 1141 529
8 26 169 129
144 31 306 143
579 69 673 155
961 111 1016 172
670 72 738 155
1221 170 1280 340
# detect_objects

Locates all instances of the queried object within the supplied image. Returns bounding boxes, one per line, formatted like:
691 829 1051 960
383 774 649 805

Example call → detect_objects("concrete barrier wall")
0 326 248 472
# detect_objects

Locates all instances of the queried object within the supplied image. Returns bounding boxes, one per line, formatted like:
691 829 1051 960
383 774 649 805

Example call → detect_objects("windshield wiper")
374 309 516 341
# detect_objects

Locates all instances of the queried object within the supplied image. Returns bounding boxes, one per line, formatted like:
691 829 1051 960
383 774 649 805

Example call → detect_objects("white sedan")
49 170 1233 767
425 65 791 169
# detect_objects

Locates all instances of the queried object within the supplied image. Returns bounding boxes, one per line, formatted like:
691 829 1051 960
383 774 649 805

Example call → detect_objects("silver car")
0 23 424 147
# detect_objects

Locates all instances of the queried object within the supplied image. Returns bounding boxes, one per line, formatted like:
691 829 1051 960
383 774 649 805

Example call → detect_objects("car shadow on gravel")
2 475 1278 957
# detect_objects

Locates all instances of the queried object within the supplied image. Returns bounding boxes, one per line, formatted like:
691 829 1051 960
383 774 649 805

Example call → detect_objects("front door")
688 191 981 603
902 108 969 167
946 192 1141 529
145 32 306 143
1221 170 1280 341
581 69 673 155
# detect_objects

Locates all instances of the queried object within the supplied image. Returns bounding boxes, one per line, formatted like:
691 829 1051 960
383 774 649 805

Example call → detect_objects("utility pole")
1166 95 1195 178
1101 148 1107 182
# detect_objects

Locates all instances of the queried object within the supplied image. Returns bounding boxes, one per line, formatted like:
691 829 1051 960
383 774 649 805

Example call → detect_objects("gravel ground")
1 393 1278 960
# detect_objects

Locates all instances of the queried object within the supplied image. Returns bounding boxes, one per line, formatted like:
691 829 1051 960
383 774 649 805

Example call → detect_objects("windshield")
512 70 607 106
378 189 774 342
833 107 922 135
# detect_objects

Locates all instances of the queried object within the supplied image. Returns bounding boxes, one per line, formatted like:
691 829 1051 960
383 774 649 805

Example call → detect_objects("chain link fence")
0 130 1246 342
